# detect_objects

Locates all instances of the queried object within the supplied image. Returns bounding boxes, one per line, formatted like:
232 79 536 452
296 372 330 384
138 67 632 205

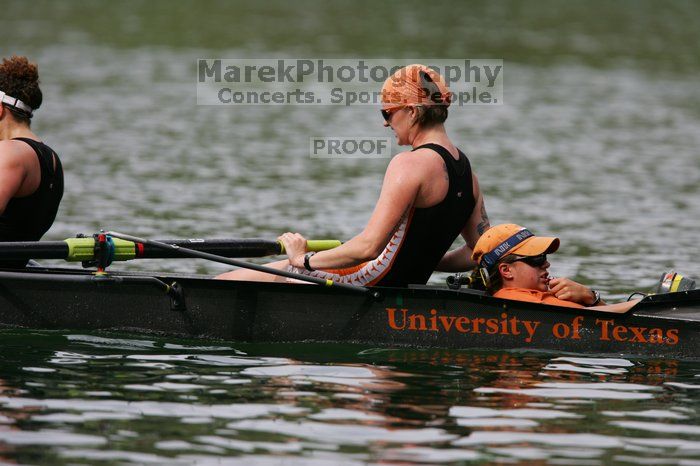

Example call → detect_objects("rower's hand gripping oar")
105 231 380 299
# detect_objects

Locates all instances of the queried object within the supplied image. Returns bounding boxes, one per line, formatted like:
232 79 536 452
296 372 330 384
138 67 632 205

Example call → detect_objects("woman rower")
0 55 64 250
217 64 489 286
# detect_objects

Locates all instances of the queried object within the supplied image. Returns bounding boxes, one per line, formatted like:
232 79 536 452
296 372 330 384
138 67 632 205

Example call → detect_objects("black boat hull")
0 268 698 360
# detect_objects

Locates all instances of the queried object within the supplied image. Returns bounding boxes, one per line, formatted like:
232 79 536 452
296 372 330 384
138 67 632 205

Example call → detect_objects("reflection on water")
0 331 697 465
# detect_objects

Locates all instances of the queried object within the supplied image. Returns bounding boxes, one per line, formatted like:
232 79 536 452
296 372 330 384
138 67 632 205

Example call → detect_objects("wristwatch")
589 289 601 306
303 252 316 271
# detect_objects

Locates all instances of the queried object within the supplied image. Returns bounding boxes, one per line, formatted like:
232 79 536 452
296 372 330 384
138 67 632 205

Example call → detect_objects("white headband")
0 90 33 115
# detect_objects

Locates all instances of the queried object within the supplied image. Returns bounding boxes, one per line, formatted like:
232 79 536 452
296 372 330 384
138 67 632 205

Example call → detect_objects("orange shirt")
494 287 584 308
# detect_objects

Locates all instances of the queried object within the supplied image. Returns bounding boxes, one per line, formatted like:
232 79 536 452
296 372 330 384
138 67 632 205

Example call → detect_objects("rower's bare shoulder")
383 151 429 185
409 146 445 159
394 149 450 182
0 139 34 166
0 139 33 158
390 149 437 168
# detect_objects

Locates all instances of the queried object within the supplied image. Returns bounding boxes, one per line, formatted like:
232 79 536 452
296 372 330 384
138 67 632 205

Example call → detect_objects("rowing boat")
0 263 697 360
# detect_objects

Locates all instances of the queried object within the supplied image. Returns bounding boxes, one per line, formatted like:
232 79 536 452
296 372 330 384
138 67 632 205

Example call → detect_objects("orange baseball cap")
472 224 560 268
380 64 452 110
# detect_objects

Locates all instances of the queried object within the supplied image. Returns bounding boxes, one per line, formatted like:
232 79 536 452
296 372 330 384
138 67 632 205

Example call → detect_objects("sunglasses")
381 106 404 122
510 254 548 268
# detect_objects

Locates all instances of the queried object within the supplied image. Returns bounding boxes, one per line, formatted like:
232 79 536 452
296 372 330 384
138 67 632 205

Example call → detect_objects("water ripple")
226 419 456 446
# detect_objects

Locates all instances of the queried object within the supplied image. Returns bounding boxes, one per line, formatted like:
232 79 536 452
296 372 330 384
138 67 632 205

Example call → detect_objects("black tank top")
374 143 476 287
0 138 64 242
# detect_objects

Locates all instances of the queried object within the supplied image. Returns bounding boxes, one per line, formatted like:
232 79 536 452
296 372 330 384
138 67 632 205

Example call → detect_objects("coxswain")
469 223 639 312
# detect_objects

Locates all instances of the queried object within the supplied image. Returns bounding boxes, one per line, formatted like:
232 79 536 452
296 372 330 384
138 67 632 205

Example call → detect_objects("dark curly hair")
0 55 42 124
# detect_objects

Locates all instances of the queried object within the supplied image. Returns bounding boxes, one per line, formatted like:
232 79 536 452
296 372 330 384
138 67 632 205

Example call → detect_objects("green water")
1 0 699 464
0 332 698 465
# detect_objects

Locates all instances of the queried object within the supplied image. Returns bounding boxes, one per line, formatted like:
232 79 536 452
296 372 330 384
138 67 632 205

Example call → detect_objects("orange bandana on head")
380 64 452 110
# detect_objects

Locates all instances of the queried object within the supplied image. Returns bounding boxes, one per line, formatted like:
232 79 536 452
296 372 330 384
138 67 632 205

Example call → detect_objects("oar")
0 237 341 262
105 231 379 298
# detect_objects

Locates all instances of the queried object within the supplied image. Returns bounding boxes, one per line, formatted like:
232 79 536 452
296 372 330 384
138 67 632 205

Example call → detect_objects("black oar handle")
0 237 339 261
0 241 69 260
0 239 277 261
138 239 281 258
106 231 378 298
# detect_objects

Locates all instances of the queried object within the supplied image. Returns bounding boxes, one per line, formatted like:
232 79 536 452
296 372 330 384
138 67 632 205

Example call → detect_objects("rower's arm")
588 299 640 313
0 142 28 214
435 172 489 272
434 238 474 272
549 278 610 306
293 152 422 269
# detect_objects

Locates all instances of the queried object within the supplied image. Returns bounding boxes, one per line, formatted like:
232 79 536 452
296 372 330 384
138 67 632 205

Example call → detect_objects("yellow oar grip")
278 240 341 254
64 237 137 262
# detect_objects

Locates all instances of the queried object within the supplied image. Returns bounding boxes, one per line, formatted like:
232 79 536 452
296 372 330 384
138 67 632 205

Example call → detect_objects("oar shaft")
106 231 373 296
0 238 341 261
143 239 340 258
0 241 69 260
139 239 282 258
